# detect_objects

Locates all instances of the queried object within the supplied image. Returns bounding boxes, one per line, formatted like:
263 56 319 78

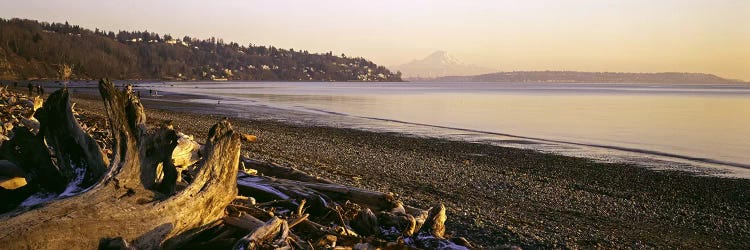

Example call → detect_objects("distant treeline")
0 18 402 81
424 71 743 84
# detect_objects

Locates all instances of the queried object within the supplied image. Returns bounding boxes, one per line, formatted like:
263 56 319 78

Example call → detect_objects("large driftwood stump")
35 87 109 192
0 79 241 249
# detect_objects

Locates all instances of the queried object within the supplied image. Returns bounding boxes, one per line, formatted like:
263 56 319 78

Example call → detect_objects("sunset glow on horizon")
1 0 748 80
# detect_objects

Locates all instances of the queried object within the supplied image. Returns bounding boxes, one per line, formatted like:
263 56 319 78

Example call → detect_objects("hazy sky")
1 0 748 80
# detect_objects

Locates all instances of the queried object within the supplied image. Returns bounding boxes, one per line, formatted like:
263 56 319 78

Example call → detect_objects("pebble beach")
67 91 750 249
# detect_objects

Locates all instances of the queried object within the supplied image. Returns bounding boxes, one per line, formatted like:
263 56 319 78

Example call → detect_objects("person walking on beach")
37 85 44 95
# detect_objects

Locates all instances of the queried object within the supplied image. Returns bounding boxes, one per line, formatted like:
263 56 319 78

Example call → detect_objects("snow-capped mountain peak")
421 50 461 65
393 50 494 78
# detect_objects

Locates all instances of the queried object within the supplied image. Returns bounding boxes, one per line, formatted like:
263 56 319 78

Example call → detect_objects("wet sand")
69 92 750 248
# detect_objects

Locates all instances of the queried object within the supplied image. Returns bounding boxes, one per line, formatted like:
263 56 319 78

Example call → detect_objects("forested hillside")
0 18 402 81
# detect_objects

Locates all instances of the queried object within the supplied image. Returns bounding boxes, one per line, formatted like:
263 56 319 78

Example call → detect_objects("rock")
3 122 13 133
421 203 447 238
241 133 258 142
379 211 417 237
0 177 27 189
315 234 337 248
0 160 27 190
351 208 379 237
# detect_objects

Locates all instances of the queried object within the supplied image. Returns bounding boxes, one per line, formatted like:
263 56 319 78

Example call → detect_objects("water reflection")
151 82 750 177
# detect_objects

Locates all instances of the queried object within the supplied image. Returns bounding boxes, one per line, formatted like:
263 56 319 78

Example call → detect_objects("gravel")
71 94 750 249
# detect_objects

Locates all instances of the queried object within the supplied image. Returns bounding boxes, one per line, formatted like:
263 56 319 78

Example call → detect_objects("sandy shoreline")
63 89 750 248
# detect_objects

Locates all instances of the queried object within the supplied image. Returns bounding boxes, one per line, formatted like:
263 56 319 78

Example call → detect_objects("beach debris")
176 158 473 249
0 80 473 249
0 160 26 190
172 132 203 182
0 176 27 190
241 132 258 143
233 217 291 249
0 79 241 249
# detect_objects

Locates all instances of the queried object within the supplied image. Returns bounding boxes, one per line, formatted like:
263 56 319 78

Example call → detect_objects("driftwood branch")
0 80 475 249
0 79 242 249
35 88 109 191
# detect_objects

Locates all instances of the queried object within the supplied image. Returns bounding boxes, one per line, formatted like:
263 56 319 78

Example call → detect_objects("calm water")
146 82 750 177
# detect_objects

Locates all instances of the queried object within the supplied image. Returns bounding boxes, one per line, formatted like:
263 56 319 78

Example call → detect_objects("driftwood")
350 208 379 237
0 81 474 249
230 165 471 249
172 132 202 175
238 172 401 213
35 87 109 192
0 126 66 210
224 214 266 231
0 79 242 249
421 203 447 238
233 217 290 249
241 158 333 184
0 160 26 190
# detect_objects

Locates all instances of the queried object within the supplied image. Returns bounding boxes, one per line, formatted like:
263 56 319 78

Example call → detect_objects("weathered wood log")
223 214 266 232
0 127 66 211
241 158 333 184
350 208 379 237
295 180 401 213
0 127 63 192
408 206 430 234
0 160 24 178
172 132 202 171
237 174 334 216
237 173 401 213
19 116 39 135
379 211 417 237
222 207 311 249
228 202 341 247
233 217 290 249
0 79 242 249
99 237 136 250
0 154 26 190
35 87 109 191
419 203 447 238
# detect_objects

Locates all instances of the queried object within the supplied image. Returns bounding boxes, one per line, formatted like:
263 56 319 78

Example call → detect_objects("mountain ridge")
422 71 746 84
393 50 494 78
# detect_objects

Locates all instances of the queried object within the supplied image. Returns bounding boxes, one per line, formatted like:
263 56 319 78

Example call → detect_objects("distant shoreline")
3 78 746 85
407 71 747 84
